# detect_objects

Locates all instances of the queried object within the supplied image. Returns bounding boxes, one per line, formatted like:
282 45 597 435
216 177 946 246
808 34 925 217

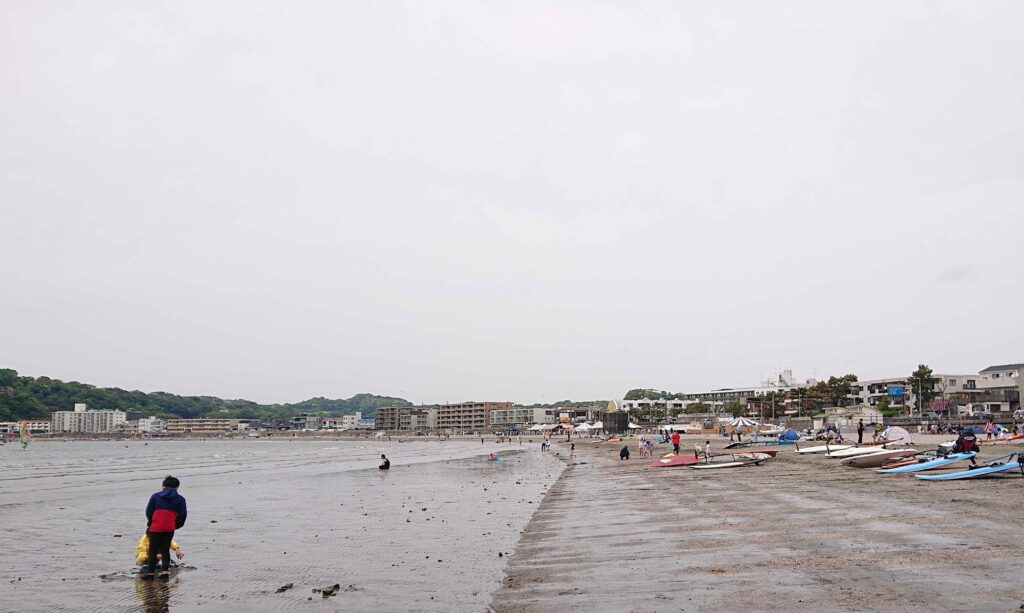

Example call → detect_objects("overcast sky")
2 1 1022 405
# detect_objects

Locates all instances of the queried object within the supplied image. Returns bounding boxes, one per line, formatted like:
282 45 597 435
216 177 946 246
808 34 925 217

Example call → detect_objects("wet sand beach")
493 436 1024 613
0 440 564 612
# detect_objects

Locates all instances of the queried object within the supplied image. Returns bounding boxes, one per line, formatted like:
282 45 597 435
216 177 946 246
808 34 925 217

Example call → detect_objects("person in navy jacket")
143 475 187 579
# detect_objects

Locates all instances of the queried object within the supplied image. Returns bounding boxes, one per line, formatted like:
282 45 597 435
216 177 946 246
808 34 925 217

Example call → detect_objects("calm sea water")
0 439 564 612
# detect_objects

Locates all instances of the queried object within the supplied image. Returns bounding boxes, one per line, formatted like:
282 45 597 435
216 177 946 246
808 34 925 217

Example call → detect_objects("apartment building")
52 404 127 433
289 413 321 430
165 418 243 433
437 401 512 432
373 406 437 431
137 416 165 433
490 407 556 428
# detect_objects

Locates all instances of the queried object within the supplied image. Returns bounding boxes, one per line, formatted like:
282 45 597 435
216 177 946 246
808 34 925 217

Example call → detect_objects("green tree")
683 402 711 414
826 374 858 407
725 400 747 417
907 364 938 413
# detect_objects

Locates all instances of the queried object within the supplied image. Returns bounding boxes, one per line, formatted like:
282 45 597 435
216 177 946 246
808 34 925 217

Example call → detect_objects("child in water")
136 533 184 572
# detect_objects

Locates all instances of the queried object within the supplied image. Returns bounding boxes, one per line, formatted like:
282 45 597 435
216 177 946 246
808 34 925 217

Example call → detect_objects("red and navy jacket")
146 487 187 533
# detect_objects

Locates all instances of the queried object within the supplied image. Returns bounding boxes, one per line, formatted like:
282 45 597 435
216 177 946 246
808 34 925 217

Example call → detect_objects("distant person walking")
143 476 187 580
569 443 575 461
671 431 681 454
857 420 865 445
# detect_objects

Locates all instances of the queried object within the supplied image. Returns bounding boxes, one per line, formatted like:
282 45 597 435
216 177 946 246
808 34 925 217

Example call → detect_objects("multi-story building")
373 406 438 431
374 406 412 431
973 363 1022 415
52 404 127 433
0 422 18 434
165 418 243 433
289 413 321 430
490 407 557 428
850 373 980 411
399 408 437 431
437 401 512 432
25 419 51 433
341 412 362 429
137 416 165 433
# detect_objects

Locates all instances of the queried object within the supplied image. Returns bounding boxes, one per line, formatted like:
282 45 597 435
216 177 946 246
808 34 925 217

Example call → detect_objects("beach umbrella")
727 417 759 427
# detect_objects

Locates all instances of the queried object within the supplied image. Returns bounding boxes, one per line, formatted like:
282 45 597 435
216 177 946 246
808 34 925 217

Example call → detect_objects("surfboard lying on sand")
795 444 852 454
840 448 918 468
651 453 700 467
876 452 977 473
914 453 1022 481
827 446 901 459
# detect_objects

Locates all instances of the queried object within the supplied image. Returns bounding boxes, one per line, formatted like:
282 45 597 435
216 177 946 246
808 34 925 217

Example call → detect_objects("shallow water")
0 439 564 612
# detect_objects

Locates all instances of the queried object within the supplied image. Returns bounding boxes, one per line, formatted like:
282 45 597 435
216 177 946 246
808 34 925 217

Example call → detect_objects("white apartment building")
490 407 557 428
137 416 165 433
52 404 127 434
341 412 362 429
25 419 51 433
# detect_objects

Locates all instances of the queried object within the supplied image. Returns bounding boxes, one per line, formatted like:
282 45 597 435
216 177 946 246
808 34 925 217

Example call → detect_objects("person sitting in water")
619 446 630 460
952 431 979 466
136 533 183 573
379 454 390 470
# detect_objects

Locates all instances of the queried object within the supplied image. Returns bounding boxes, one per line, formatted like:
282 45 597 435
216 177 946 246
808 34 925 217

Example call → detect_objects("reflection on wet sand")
133 578 175 613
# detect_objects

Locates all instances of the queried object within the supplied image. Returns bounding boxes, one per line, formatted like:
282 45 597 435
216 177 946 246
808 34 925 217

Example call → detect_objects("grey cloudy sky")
2 1 1022 404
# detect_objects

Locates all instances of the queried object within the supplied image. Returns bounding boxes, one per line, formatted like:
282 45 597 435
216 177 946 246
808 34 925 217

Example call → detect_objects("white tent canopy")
574 423 593 431
728 417 760 427
628 423 641 429
528 424 546 431
591 421 603 430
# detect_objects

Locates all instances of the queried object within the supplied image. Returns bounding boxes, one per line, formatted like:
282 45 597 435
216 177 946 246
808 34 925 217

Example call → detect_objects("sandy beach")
493 435 1024 612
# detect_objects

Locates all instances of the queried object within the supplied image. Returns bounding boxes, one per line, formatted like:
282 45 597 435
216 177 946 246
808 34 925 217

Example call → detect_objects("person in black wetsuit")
379 454 390 470
619 446 630 460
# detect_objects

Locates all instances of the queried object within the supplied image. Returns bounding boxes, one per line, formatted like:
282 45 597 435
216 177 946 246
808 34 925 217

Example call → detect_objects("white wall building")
137 416 165 433
52 404 127 434
341 412 362 429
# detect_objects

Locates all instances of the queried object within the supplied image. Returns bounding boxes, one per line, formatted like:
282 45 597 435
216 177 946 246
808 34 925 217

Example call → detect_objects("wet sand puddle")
0 440 565 612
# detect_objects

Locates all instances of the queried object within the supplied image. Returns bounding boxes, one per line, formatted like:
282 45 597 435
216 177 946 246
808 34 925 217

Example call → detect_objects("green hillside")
0 368 411 423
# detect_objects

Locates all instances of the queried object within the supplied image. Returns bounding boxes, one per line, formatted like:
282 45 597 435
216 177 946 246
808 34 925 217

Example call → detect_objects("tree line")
0 368 412 423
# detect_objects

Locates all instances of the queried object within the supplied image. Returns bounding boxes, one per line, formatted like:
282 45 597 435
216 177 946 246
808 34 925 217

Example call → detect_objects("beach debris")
316 583 340 598
210 520 218 523
113 534 122 538
498 552 503 557
709 567 727 573
275 583 294 593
